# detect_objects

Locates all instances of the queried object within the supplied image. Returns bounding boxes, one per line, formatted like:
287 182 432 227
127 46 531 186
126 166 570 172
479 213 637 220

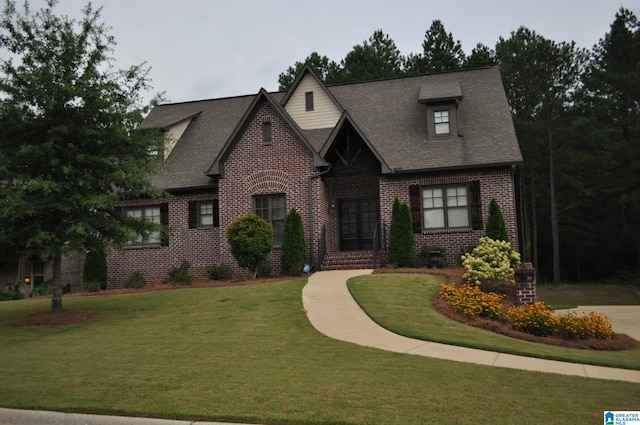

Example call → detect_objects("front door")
339 199 379 251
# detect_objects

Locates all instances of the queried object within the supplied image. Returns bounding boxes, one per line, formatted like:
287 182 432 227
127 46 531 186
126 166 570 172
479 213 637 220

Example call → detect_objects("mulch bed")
10 310 95 327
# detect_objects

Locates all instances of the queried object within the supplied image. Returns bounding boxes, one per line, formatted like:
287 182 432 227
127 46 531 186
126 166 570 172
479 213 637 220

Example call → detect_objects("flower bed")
436 283 631 350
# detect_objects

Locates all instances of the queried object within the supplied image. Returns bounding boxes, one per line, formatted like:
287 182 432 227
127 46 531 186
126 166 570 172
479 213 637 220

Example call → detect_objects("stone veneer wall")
106 191 218 288
379 167 519 266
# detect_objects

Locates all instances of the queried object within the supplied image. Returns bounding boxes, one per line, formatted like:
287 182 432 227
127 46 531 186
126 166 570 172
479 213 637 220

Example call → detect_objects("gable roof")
140 66 521 191
320 111 393 174
146 95 256 190
327 67 522 172
280 64 344 113
207 88 327 177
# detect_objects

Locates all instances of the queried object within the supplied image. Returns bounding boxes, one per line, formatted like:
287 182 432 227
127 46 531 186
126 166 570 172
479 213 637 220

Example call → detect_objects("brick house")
106 66 522 288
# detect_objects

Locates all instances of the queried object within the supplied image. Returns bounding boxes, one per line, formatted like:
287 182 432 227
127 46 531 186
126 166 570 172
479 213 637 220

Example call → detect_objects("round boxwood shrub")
227 213 274 278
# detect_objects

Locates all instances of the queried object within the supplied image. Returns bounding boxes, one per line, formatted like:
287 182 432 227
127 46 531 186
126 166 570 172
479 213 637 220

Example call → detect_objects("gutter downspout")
307 166 332 268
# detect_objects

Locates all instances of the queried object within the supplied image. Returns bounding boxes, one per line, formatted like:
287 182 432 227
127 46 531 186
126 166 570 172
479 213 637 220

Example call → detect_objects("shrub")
82 280 101 292
506 302 614 340
556 312 613 340
457 244 477 265
461 237 521 287
33 280 53 296
485 198 509 242
167 261 193 285
207 264 232 280
281 208 306 276
419 245 446 268
388 197 414 267
227 213 274 278
124 271 146 289
439 283 505 320
0 289 24 301
506 301 559 337
83 247 108 290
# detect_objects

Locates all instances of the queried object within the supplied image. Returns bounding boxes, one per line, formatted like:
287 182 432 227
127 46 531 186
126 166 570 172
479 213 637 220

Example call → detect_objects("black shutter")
188 200 198 229
213 199 219 228
470 181 483 230
160 202 169 246
409 185 422 234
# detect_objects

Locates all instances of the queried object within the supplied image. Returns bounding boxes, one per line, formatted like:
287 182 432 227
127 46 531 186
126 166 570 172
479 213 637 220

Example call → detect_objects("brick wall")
218 99 322 275
106 192 219 288
379 167 518 266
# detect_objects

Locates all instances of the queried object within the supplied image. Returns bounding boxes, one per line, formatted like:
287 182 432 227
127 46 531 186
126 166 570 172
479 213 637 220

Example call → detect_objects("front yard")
0 275 638 424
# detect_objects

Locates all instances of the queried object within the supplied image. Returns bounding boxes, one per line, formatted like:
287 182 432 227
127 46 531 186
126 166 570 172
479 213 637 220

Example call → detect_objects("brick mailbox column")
515 263 536 305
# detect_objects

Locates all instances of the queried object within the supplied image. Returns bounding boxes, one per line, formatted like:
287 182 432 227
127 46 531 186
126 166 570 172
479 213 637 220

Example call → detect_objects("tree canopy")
0 0 163 309
277 9 640 282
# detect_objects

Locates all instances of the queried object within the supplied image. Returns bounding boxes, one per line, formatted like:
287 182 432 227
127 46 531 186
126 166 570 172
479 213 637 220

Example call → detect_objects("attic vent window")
305 91 314 111
262 121 272 145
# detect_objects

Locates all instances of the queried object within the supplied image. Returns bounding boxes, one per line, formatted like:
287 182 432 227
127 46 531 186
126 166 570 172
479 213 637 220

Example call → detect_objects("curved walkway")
302 269 640 384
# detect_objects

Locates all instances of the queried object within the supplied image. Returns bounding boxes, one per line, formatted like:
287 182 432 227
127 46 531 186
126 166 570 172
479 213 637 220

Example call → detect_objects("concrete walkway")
0 408 255 425
302 269 640 384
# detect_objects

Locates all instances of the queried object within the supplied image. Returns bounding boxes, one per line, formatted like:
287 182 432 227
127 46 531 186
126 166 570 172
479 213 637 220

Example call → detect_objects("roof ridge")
326 65 496 89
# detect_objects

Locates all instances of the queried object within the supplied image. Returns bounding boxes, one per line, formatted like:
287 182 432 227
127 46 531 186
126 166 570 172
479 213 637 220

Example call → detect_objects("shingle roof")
327 67 522 172
141 66 521 191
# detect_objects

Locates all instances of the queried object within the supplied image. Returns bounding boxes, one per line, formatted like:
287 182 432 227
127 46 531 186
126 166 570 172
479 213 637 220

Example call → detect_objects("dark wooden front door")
339 199 379 251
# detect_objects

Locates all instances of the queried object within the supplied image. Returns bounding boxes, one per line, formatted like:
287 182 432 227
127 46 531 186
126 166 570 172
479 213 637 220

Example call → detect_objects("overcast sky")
25 0 640 103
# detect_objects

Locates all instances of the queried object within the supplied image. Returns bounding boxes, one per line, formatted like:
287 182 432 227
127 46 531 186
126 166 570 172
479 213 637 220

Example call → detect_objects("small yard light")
23 276 31 284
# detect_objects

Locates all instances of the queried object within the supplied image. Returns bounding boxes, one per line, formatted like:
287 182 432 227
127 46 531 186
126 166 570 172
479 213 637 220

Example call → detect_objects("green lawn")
537 283 640 309
0 278 638 424
347 273 640 370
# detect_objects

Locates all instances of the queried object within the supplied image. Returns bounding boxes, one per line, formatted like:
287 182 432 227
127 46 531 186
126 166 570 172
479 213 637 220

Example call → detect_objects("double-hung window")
425 103 457 140
434 110 450 135
188 200 219 228
254 194 285 245
422 185 470 229
126 205 162 245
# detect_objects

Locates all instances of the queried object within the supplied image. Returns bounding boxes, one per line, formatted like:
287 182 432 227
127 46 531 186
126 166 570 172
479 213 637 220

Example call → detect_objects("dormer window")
305 91 314 111
426 103 458 140
148 138 165 163
418 81 462 141
434 110 450 135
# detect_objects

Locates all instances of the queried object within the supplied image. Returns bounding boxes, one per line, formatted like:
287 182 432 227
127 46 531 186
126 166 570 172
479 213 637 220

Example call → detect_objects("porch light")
24 277 31 284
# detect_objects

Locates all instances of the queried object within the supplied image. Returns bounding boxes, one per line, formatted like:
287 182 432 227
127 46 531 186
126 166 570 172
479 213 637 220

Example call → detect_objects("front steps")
320 250 386 270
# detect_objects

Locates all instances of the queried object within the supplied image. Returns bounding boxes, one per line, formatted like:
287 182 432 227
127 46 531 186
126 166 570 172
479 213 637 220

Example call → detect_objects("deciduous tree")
0 0 163 310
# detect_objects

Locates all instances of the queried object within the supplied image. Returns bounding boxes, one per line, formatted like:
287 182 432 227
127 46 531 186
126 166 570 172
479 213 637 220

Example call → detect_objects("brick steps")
321 250 386 270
